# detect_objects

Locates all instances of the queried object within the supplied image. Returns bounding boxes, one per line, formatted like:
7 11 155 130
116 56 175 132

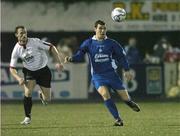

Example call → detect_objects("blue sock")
104 98 120 120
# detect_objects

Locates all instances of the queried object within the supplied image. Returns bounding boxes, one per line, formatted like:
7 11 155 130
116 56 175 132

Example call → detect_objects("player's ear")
94 27 97 32
15 33 17 38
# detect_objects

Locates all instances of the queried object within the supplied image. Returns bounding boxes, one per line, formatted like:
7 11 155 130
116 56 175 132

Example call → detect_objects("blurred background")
1 0 180 101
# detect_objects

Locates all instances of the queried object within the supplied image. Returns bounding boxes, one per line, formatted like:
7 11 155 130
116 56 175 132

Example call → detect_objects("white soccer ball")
111 7 126 22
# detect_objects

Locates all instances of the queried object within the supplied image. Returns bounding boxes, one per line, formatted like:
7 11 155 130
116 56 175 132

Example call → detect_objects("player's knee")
24 91 32 97
101 92 110 100
43 95 51 102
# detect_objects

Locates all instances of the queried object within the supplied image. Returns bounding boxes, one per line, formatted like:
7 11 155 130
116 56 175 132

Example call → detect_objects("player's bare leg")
39 86 51 105
97 86 111 100
21 80 36 125
98 86 123 126
117 90 140 112
24 80 36 97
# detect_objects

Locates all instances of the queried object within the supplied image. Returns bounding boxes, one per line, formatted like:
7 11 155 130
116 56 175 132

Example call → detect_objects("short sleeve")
10 48 18 68
36 38 52 51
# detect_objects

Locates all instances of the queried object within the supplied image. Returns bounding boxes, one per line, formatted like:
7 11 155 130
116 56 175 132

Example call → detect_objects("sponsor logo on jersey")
94 53 109 62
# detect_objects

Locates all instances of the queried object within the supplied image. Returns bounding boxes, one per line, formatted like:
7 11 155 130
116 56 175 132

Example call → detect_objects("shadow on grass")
2 126 59 130
167 124 180 127
2 124 113 130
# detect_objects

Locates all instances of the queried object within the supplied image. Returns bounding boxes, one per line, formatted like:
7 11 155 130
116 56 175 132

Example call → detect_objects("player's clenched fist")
123 71 133 81
55 63 64 72
64 56 72 63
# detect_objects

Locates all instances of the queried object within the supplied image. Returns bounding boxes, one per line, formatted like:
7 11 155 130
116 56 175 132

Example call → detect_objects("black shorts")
22 66 52 88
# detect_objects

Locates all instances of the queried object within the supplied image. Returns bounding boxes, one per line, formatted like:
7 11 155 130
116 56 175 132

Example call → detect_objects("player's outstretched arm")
64 40 88 63
50 45 64 72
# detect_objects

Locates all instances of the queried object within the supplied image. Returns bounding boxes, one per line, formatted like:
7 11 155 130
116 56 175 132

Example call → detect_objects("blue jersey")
72 36 129 75
71 36 129 90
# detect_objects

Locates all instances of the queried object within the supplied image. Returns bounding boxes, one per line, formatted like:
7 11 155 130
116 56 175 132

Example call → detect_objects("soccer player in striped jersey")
65 20 140 126
9 26 64 125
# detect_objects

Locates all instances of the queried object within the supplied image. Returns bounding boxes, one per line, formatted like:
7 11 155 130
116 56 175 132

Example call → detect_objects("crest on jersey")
98 45 104 53
99 48 102 52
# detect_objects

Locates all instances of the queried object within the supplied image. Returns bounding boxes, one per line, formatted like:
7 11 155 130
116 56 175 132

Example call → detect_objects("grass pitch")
1 101 180 136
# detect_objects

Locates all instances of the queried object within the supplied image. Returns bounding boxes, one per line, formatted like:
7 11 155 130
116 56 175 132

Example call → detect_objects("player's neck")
95 35 106 41
18 39 28 49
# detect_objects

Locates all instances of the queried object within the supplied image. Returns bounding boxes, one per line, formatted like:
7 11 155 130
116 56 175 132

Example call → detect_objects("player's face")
95 24 106 40
15 28 28 46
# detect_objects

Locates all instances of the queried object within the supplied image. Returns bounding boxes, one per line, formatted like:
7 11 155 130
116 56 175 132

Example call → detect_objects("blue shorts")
92 72 125 91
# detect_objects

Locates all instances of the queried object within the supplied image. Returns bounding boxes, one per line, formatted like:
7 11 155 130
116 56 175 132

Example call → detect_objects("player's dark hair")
94 20 105 28
15 26 25 34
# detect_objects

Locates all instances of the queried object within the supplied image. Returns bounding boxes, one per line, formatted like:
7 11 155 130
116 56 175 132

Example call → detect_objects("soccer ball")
111 7 126 22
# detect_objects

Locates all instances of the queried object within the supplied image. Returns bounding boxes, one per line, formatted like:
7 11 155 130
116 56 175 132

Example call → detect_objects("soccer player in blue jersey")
65 20 140 126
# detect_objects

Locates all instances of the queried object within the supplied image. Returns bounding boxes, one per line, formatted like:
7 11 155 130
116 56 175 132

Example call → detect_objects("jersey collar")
92 35 107 40
18 38 29 49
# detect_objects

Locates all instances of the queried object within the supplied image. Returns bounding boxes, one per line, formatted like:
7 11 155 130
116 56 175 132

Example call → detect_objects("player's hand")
123 71 133 81
18 78 25 85
55 63 64 72
64 56 72 63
